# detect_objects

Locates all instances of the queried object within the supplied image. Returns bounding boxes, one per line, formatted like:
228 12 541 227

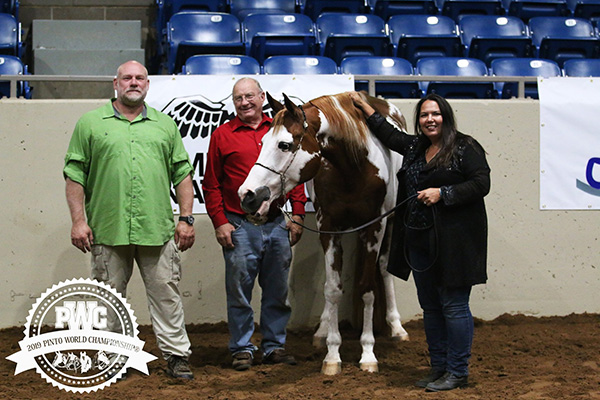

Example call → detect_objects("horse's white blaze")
240 124 317 214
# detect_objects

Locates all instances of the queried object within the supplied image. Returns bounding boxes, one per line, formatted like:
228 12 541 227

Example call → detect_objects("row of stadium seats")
156 0 600 28
179 54 600 99
160 11 600 74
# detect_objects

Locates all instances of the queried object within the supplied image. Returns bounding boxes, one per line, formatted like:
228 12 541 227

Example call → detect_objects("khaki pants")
91 239 191 359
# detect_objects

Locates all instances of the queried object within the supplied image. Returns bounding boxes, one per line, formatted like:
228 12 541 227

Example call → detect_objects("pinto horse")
238 91 410 375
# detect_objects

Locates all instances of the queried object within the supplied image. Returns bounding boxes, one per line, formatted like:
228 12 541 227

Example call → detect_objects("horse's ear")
282 93 298 113
266 92 284 113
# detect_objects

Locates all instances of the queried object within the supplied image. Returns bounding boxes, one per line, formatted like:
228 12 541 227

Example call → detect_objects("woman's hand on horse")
347 92 375 118
417 188 442 207
215 223 235 249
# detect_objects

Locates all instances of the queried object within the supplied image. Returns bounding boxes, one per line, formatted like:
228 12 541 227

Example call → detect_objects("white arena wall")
1 98 598 330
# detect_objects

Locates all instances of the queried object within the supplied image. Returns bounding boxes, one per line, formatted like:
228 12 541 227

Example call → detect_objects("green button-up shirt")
63 100 193 246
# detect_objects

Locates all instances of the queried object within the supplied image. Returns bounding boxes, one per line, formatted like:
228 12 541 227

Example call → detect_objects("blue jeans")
223 212 292 356
410 250 473 377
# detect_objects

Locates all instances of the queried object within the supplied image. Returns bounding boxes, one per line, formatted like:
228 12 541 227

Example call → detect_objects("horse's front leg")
316 234 344 375
359 290 378 372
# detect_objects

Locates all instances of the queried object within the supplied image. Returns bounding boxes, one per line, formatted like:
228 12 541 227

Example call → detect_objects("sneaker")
262 349 297 365
166 355 193 380
232 351 253 371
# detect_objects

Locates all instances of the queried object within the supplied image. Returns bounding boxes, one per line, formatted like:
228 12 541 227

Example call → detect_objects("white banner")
539 77 600 210
145 75 354 214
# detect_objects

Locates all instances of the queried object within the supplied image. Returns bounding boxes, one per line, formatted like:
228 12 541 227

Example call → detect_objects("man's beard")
121 91 145 106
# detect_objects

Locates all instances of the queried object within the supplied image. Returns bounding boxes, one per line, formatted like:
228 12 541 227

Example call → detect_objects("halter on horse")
239 91 410 375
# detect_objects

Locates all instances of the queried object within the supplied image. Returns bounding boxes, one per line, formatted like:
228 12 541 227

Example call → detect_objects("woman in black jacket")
350 92 491 392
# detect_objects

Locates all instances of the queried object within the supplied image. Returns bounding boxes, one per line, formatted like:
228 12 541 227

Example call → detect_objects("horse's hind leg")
316 234 344 375
356 227 383 373
379 222 409 341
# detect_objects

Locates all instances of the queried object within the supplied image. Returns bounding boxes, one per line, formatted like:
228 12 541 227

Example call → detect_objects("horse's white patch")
316 110 331 147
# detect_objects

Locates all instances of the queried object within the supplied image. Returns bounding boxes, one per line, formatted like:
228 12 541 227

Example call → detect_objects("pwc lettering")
54 301 107 330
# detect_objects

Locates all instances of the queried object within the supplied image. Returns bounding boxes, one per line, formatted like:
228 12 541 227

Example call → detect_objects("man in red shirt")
203 77 306 371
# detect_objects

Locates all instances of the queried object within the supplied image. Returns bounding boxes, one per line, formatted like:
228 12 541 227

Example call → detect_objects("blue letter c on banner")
586 157 600 189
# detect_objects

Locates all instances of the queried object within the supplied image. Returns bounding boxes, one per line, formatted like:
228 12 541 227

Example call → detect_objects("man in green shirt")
64 60 195 380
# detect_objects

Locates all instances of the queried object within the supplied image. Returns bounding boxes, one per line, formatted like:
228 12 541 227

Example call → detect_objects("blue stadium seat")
316 14 392 65
568 0 600 18
0 13 20 57
230 0 297 20
303 0 370 21
263 55 338 73
503 0 571 22
181 55 261 74
156 0 229 35
242 13 317 65
490 57 561 98
388 15 463 66
0 0 18 19
416 57 496 98
373 0 438 20
529 16 600 67
563 57 600 75
438 0 505 22
460 15 534 65
166 12 245 74
340 56 421 98
0 55 31 98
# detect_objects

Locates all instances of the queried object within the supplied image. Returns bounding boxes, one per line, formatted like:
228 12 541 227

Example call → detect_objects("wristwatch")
178 215 195 225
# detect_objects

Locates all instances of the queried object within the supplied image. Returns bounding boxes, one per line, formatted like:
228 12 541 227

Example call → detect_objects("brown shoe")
166 355 193 380
263 349 297 365
232 351 253 371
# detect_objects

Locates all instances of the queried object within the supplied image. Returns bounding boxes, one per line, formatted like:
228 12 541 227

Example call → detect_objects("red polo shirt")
203 114 307 229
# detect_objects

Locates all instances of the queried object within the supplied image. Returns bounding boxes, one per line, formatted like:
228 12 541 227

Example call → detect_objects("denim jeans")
223 212 292 356
410 249 473 377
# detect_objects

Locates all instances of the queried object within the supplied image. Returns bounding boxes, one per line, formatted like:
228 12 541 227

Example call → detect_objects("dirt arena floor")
1 313 599 400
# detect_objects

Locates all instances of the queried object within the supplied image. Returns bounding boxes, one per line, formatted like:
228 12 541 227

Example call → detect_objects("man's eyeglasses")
233 92 261 103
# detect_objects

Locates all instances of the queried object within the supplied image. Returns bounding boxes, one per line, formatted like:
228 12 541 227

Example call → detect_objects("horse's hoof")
321 361 342 375
360 362 379 373
313 336 327 348
391 333 410 342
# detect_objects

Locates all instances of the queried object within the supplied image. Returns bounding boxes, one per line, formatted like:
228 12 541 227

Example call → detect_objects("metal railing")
0 74 539 99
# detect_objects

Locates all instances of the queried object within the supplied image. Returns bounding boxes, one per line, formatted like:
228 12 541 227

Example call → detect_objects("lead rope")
280 193 418 235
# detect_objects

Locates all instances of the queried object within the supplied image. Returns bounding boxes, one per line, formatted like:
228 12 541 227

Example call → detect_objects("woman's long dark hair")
413 93 467 168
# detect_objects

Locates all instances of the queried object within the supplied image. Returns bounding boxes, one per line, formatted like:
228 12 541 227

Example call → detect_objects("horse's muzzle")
240 186 271 215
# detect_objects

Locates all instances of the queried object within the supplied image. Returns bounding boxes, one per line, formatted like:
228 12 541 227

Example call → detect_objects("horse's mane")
310 93 371 163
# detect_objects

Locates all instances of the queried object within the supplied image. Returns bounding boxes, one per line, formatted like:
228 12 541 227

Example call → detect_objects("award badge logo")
6 278 157 393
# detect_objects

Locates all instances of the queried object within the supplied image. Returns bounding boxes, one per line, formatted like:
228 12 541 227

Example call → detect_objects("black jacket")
367 112 490 287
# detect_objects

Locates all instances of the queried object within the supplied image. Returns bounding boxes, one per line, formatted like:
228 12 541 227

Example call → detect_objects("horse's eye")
278 141 292 152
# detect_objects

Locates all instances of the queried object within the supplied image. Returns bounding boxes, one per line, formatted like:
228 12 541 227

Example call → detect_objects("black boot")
425 372 468 392
415 369 446 388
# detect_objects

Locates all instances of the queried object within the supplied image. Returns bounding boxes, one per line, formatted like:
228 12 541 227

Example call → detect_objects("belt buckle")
245 214 268 226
